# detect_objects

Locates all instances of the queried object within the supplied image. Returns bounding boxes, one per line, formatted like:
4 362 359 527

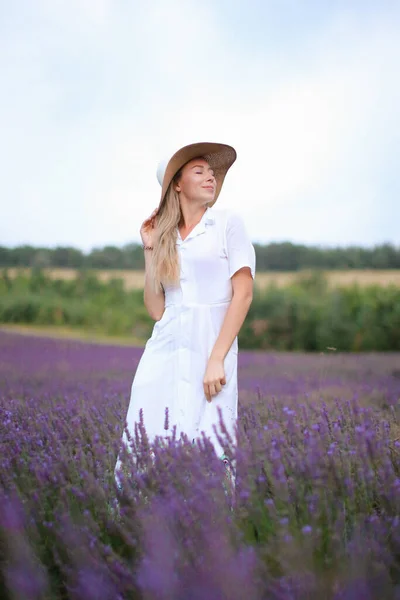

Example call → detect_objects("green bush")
1 269 399 351
240 273 400 351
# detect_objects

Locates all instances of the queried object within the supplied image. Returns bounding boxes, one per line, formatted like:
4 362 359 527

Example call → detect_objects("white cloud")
1 2 399 250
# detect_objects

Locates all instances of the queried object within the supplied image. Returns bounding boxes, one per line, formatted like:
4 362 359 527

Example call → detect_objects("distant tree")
1 241 399 271
371 243 399 269
52 247 85 268
31 249 52 268
87 246 125 269
121 243 145 269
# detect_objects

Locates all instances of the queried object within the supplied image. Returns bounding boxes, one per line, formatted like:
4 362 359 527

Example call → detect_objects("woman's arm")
203 267 253 402
210 267 253 361
143 249 165 321
140 207 165 321
203 211 256 402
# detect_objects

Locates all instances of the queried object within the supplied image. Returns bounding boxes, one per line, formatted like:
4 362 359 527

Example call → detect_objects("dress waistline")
164 300 231 308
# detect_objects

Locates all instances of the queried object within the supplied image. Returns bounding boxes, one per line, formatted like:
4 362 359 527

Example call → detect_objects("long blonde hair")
150 168 183 294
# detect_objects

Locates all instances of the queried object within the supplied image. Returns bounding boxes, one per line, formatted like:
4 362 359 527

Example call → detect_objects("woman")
115 142 255 478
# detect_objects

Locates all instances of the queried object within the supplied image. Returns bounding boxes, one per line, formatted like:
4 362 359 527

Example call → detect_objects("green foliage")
239 271 400 352
0 269 154 341
1 240 400 270
1 269 399 350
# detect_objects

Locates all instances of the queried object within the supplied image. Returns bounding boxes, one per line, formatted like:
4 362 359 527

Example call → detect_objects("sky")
1 0 399 252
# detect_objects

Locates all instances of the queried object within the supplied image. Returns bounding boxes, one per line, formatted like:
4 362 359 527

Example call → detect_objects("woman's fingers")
141 208 159 231
204 382 212 403
204 380 224 402
149 207 159 221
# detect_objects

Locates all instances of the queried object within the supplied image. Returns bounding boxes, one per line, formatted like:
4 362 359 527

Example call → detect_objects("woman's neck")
179 204 208 230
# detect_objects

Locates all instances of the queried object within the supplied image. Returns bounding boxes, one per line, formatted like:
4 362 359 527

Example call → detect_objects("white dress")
117 206 256 463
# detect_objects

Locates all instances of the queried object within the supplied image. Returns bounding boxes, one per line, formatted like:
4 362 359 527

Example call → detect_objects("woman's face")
175 158 216 204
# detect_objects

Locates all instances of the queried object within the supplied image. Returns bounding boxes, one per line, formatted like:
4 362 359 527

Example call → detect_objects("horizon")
2 238 400 254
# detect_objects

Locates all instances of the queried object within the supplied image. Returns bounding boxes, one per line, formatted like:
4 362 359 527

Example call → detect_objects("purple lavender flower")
1 330 400 598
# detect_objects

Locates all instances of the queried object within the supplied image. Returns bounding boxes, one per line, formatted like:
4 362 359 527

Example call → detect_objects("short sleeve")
225 211 256 279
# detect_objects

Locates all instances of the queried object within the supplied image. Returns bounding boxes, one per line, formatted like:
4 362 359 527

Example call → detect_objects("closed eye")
196 172 215 178
193 167 215 177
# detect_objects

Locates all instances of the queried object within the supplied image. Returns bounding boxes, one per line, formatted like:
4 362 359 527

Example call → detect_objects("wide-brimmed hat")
156 142 237 208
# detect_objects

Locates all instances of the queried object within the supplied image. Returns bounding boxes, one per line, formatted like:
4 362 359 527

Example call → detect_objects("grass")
5 266 400 289
0 323 145 347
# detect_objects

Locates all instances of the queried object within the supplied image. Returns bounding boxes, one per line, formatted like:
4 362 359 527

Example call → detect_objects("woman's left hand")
203 357 226 403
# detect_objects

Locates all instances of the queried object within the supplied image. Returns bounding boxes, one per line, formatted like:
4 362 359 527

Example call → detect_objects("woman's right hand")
140 207 159 247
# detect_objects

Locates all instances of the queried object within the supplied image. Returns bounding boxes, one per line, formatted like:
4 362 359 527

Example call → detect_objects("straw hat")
156 142 237 208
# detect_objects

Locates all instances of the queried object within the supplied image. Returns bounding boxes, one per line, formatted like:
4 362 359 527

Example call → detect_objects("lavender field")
1 330 400 599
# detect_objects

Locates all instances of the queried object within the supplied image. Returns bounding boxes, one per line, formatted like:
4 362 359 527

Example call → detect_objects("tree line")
1 241 400 271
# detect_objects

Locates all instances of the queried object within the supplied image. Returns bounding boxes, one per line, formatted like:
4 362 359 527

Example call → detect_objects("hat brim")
159 142 237 209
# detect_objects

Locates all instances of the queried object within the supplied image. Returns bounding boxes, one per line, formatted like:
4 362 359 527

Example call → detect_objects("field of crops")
6 267 400 289
1 330 400 598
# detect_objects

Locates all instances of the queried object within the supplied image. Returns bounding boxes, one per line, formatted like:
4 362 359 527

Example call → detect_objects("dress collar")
177 207 215 244
204 206 216 225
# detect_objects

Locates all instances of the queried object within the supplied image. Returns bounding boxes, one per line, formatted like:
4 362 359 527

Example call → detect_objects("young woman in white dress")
115 142 255 480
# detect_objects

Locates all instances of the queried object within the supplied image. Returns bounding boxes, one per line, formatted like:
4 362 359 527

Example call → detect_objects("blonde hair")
150 168 183 294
